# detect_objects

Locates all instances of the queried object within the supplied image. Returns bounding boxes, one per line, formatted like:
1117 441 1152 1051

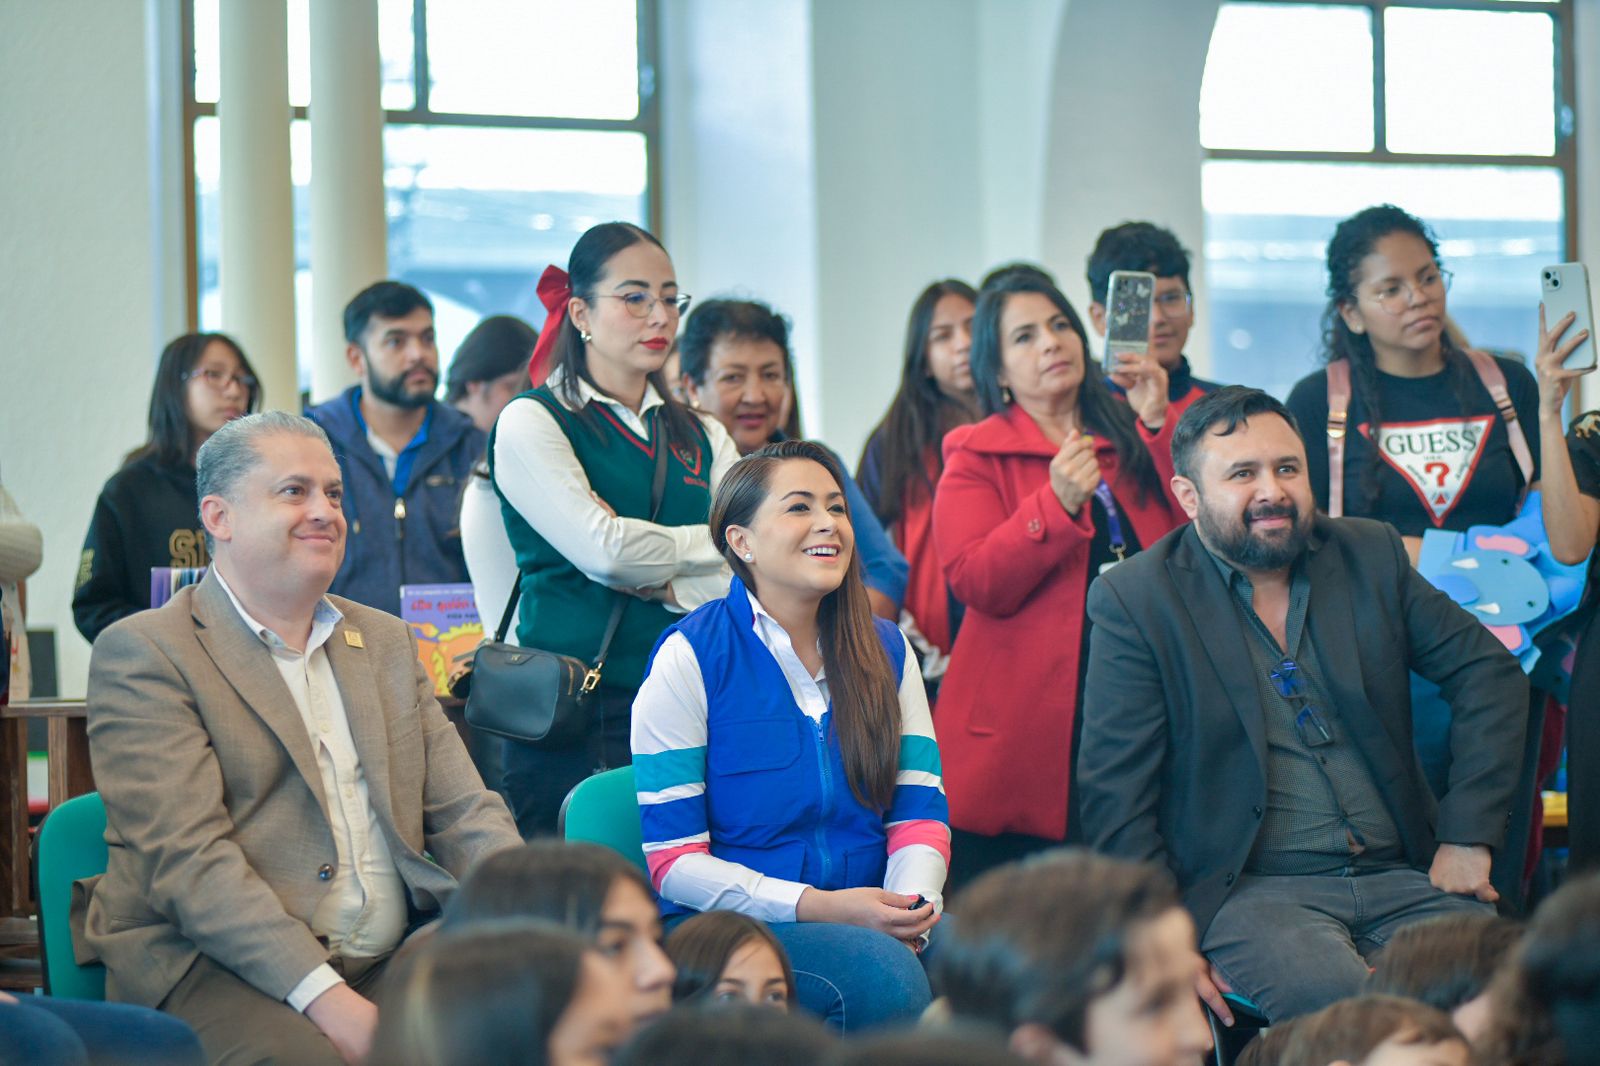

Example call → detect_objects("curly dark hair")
1321 204 1476 509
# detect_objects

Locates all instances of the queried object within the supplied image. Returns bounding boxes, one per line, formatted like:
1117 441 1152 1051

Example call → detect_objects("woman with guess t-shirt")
1287 204 1541 559
1287 204 1543 813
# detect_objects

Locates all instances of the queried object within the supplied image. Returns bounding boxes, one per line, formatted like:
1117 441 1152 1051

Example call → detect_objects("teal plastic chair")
34 791 109 1000
559 766 648 877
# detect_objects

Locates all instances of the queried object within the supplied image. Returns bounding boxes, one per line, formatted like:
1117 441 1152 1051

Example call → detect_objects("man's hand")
1196 962 1234 1026
304 982 378 1065
1429 843 1499 904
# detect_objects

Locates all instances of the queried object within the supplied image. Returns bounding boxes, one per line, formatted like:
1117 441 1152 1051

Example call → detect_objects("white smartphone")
1105 270 1155 370
1541 263 1596 371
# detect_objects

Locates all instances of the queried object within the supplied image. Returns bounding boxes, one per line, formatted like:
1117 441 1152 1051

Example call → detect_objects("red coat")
931 403 1186 840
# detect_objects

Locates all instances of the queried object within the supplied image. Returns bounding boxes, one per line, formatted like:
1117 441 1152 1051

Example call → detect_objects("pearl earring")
743 553 752 561
579 329 593 343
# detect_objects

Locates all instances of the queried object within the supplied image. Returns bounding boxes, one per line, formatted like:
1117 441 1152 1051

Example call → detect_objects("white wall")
1039 0 1221 374
660 0 823 429
0 0 185 698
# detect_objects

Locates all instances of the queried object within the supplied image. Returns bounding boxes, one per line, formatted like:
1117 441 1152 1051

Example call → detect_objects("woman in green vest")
491 222 740 836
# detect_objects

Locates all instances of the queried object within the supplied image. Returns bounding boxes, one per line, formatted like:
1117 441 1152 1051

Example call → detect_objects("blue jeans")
767 919 942 1032
0 995 204 1066
1201 867 1491 1023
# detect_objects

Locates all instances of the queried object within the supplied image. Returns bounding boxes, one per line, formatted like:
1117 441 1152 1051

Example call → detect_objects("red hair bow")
528 264 573 387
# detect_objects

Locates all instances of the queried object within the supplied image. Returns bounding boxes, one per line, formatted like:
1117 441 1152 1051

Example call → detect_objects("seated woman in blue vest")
632 439 950 1032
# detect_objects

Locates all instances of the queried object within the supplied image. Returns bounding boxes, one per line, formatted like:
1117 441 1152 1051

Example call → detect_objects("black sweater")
73 455 208 643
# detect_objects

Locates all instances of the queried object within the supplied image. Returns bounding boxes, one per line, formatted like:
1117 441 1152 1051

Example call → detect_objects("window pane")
1200 3 1374 152
197 118 648 389
1384 8 1555 156
425 0 639 120
385 125 648 373
1202 160 1564 400
193 0 416 111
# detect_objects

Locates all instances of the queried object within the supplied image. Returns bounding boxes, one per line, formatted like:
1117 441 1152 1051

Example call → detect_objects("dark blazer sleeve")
1388 525 1529 848
1078 575 1172 867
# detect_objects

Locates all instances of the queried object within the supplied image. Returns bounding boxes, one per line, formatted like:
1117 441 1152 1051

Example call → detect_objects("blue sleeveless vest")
654 576 907 917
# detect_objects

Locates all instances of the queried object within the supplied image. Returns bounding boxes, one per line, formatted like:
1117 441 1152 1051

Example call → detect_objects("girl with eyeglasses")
490 221 739 836
1286 204 1542 560
1287 204 1545 825
73 332 260 643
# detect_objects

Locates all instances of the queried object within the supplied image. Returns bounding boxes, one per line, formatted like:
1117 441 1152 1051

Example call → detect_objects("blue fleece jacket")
305 386 485 616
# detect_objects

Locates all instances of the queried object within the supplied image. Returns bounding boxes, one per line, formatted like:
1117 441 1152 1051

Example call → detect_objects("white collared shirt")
491 368 739 612
212 567 409 1011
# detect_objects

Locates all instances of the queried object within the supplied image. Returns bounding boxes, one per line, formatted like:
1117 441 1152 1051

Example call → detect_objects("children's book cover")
399 584 483 697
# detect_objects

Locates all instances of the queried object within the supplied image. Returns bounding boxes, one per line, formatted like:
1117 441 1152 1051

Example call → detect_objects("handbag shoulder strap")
586 419 675 685
1326 359 1352 519
1463 348 1535 498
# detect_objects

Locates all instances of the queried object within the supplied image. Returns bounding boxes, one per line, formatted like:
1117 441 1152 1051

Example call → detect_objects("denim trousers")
1201 866 1491 1023
766 918 946 1032
0 995 204 1066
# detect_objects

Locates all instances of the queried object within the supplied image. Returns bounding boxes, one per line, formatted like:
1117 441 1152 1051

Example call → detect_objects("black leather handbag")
461 435 669 745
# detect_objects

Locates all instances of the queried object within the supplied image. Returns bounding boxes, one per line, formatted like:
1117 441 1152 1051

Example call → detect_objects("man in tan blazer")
74 411 521 1065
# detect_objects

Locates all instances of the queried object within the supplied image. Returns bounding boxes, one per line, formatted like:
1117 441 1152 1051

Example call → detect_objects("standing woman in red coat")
932 270 1187 891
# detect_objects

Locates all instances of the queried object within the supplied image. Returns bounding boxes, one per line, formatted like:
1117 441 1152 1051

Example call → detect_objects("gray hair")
196 412 335 550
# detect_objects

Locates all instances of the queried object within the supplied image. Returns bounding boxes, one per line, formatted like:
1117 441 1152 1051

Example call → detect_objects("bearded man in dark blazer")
1079 386 1526 1024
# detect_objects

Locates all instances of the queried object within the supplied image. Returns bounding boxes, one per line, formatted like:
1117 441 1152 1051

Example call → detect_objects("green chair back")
559 766 648 877
35 791 109 1000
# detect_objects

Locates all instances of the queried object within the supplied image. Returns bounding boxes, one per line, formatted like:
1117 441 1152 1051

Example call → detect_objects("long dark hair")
665 910 795 1006
549 221 701 452
1322 204 1476 508
127 332 260 468
969 274 1161 502
709 440 900 810
863 280 979 527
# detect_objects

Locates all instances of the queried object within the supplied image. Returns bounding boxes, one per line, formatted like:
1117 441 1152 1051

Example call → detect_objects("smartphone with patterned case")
1542 263 1596 371
1105 270 1155 372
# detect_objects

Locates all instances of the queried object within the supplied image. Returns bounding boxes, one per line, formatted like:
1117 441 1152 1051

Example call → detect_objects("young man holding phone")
1087 222 1222 418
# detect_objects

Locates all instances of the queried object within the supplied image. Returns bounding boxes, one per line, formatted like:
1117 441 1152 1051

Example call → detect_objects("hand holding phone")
1541 264 1596 372
1105 270 1156 369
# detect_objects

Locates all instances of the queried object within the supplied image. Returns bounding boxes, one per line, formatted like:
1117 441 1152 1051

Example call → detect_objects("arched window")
1199 0 1577 398
183 0 659 382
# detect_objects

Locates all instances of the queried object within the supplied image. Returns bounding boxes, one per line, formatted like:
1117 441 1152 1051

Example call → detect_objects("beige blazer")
72 570 521 1008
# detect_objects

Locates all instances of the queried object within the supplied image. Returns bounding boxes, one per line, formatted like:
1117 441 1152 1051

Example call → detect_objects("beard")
366 358 437 409
1197 496 1312 572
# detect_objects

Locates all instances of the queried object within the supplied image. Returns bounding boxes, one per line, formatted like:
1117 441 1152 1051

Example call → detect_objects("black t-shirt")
1286 356 1541 536
1571 411 1600 500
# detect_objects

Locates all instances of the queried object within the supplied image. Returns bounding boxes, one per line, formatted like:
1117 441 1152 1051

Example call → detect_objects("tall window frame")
177 0 663 331
1203 0 1579 256
1198 0 1581 398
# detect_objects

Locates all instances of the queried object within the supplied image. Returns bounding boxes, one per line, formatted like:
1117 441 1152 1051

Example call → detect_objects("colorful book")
399 583 483 697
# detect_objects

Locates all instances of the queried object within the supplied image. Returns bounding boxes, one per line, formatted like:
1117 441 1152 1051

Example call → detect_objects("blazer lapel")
324 619 397 832
190 573 332 820
1167 528 1267 770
